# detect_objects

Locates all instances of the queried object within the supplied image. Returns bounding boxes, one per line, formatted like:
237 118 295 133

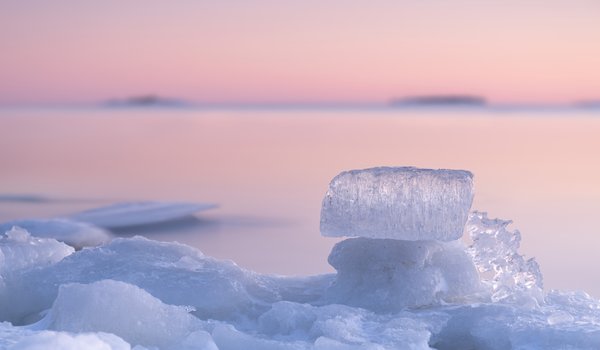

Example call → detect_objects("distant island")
103 95 191 108
390 95 487 107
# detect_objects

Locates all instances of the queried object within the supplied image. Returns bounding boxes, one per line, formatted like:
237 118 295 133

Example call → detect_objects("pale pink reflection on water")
1 108 600 295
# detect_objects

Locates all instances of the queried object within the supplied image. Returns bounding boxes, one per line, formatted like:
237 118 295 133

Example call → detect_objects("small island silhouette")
390 95 487 107
103 95 190 108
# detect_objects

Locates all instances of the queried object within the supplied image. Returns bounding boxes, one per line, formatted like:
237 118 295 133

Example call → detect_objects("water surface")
1 108 599 295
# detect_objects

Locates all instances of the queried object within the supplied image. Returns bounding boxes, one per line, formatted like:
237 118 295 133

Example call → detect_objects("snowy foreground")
2 167 600 349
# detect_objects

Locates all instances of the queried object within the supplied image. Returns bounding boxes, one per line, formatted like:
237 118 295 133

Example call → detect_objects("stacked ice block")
320 166 482 311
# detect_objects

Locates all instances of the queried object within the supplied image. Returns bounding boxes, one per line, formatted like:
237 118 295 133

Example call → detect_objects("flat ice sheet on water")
320 167 474 240
69 201 217 229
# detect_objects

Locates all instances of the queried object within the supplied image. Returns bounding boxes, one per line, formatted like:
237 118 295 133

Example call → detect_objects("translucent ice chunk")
466 211 543 305
320 167 474 241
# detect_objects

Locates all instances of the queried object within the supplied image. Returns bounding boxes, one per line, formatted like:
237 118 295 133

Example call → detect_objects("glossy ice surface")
320 167 473 241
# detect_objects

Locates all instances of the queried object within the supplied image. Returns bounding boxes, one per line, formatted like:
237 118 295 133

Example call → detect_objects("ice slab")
69 201 217 229
43 279 210 349
325 238 482 311
320 167 474 241
0 219 111 249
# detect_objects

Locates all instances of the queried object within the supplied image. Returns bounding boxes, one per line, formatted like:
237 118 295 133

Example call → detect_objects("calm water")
1 108 599 296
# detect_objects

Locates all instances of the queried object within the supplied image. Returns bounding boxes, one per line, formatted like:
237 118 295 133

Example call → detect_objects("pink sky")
1 1 599 105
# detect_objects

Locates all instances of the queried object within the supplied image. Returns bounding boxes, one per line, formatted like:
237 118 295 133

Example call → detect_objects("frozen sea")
1 106 599 297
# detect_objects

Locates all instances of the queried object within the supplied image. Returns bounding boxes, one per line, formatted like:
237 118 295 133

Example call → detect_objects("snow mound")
320 167 473 241
256 301 436 349
1 313 128 350
9 331 130 350
0 227 73 275
70 201 217 228
0 228 74 325
0 219 111 249
325 238 481 311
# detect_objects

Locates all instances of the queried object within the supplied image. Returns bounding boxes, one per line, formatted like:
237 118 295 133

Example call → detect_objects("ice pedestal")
325 238 481 311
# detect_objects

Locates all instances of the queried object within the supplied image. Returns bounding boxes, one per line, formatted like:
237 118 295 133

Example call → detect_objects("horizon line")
0 96 599 109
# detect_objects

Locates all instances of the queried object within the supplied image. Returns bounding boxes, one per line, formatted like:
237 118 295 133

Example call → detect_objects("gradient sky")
1 0 599 105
